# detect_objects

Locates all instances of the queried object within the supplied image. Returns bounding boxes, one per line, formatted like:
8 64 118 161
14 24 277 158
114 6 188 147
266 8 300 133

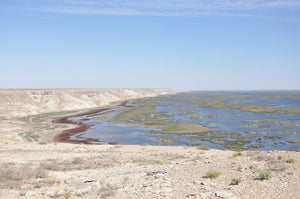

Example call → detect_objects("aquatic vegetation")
247 119 298 126
263 136 280 140
186 111 199 115
286 139 300 144
104 91 300 150
246 131 268 134
206 121 218 123
187 114 229 120
289 118 300 120
108 99 159 124
279 142 286 145
248 144 264 149
155 136 181 145
186 142 202 146
175 95 300 114
280 123 299 126
248 119 292 124
172 109 188 115
109 99 212 135
272 129 300 134
147 121 212 134
210 140 251 150
230 135 252 139
239 124 271 128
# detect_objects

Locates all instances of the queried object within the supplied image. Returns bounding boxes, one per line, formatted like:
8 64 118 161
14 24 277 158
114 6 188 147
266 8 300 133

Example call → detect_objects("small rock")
215 191 233 199
187 193 197 197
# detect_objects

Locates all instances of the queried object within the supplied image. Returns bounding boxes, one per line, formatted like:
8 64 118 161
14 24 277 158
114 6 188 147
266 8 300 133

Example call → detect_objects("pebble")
215 191 235 199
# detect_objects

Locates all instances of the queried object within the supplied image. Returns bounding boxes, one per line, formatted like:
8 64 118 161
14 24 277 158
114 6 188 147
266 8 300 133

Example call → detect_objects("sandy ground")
0 142 299 199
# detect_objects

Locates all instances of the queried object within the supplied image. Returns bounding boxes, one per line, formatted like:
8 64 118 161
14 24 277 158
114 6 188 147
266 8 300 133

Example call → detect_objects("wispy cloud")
3 0 300 19
61 0 300 10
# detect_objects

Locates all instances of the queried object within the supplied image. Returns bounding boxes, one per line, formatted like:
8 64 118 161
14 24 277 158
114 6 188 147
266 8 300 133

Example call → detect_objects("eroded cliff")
0 89 182 118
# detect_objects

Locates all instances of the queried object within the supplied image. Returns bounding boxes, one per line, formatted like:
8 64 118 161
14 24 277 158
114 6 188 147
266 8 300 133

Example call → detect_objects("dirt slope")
0 89 182 118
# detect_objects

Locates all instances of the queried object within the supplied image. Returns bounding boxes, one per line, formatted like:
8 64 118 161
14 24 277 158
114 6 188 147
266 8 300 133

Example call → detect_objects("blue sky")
0 0 300 90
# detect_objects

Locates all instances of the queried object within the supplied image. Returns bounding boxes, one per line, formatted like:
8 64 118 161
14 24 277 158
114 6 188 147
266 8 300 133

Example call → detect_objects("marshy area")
52 91 300 151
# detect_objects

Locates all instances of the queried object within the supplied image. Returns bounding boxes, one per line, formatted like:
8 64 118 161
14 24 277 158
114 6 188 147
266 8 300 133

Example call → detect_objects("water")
68 91 300 150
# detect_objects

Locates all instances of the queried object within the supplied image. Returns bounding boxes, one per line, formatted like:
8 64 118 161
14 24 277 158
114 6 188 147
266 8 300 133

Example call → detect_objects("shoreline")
52 101 131 144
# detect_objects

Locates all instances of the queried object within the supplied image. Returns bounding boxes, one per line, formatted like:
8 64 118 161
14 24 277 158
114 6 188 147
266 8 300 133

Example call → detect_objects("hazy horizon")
1 0 299 90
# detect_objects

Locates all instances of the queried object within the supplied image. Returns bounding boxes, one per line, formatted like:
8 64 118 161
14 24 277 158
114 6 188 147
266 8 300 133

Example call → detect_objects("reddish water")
53 101 129 144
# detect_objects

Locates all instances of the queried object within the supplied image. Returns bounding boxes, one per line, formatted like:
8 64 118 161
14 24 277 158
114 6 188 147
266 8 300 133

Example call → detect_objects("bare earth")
0 89 299 199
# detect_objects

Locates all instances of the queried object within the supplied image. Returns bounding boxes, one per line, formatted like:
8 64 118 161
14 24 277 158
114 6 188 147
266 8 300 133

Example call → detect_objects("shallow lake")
68 91 300 151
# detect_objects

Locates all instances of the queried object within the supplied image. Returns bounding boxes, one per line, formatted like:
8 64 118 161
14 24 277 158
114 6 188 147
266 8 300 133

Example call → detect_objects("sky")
0 0 300 90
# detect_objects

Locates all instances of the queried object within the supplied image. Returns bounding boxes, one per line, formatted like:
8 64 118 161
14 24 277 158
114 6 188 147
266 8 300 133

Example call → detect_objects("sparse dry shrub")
231 178 242 185
40 160 64 171
98 184 118 198
48 180 56 185
286 158 296 163
63 189 72 198
197 145 210 150
259 170 272 180
40 155 119 172
206 169 221 179
34 184 42 188
72 157 84 164
237 166 242 172
233 152 242 157
0 163 48 188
